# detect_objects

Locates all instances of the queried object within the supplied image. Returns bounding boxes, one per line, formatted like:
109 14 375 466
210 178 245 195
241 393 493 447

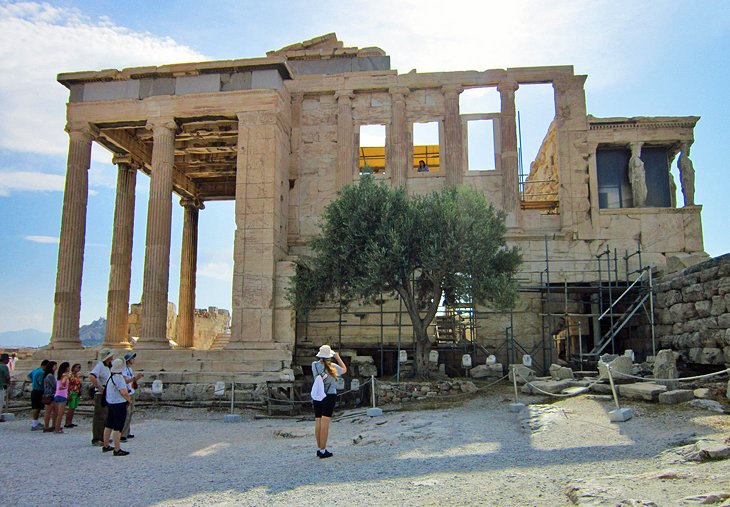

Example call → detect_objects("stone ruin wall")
655 254 730 367
128 302 230 350
523 120 558 203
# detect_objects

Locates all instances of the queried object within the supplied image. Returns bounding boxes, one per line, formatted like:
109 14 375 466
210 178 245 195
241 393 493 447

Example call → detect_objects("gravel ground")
1 386 728 507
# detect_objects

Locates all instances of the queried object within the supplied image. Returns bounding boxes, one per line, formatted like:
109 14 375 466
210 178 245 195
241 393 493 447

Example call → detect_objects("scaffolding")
294 237 656 378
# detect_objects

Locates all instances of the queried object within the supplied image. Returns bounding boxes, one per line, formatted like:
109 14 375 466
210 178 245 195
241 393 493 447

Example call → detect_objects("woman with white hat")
311 344 347 458
101 358 132 456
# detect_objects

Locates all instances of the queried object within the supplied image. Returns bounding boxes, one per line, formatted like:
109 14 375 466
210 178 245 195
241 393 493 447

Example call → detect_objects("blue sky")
0 0 728 334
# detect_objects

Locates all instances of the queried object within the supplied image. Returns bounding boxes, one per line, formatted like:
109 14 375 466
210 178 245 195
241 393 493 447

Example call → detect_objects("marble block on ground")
618 382 667 401
658 389 694 404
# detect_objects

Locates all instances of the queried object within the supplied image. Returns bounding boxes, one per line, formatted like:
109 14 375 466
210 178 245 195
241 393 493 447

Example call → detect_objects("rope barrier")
515 370 604 398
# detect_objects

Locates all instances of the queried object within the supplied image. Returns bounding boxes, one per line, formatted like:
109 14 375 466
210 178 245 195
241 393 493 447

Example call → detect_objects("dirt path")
2 388 728 506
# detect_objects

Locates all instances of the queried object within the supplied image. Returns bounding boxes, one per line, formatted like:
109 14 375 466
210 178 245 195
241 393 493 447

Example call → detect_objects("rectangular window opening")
467 119 496 171
596 148 632 209
358 124 386 175
412 121 440 173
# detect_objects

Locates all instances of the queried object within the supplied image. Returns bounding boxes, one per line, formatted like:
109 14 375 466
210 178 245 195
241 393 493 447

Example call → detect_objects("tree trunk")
413 326 432 379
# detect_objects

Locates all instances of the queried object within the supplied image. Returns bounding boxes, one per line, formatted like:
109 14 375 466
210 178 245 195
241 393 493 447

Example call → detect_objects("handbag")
100 376 112 407
310 365 327 402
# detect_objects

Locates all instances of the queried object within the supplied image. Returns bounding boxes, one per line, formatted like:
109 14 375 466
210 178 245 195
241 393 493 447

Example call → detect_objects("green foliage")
289 176 522 325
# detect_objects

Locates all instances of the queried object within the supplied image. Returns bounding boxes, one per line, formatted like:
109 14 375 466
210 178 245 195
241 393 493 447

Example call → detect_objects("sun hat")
100 349 114 362
315 345 335 358
124 352 136 362
110 358 125 374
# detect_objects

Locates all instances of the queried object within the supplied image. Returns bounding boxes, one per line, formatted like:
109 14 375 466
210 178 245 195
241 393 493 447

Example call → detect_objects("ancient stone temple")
47 34 705 379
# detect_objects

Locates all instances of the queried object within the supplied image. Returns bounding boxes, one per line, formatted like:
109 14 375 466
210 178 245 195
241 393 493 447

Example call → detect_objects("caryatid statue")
678 141 695 206
628 142 647 207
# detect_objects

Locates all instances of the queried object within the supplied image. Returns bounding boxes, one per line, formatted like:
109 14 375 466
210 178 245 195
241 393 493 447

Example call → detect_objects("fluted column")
137 118 177 349
442 85 464 186
177 198 203 348
498 80 520 211
335 90 355 190
389 87 409 188
103 155 137 348
50 122 96 349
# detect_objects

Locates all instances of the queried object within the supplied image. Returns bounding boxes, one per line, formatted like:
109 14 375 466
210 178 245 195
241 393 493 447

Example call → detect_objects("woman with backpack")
311 345 347 459
101 358 133 456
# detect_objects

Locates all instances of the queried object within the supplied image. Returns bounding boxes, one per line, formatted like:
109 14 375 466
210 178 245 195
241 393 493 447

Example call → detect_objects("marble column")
498 80 520 212
137 118 177 349
389 87 409 188
103 155 137 348
442 85 464 186
50 122 96 349
335 90 355 190
177 198 203 348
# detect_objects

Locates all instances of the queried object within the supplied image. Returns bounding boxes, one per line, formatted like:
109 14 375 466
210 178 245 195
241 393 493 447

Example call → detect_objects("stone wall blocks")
672 322 684 335
682 283 706 302
695 300 712 318
711 295 727 316
699 266 720 283
717 313 730 329
717 279 730 296
724 346 730 364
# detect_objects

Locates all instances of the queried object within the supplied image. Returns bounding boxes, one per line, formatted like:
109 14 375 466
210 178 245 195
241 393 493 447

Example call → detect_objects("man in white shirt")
88 349 114 446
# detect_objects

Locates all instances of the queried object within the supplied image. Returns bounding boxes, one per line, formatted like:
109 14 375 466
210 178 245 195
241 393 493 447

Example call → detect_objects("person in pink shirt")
53 362 70 434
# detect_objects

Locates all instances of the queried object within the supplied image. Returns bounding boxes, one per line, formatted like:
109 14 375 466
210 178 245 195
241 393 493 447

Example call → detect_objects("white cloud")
0 2 206 158
23 234 59 244
0 170 65 195
198 261 233 281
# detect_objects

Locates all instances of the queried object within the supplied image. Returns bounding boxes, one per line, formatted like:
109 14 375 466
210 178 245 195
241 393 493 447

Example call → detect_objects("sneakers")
126 434 134 439
317 450 333 459
31 425 42 431
54 429 64 434
91 440 103 446
43 428 53 433
120 437 127 442
64 423 78 428
102 446 113 453
113 449 130 456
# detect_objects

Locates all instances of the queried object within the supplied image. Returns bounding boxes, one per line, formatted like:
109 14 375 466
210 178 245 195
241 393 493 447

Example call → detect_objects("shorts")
67 392 79 410
53 395 67 404
105 402 127 431
31 390 43 410
313 393 337 418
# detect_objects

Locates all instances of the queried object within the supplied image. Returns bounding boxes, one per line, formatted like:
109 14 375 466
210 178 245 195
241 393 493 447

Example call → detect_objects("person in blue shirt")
27 359 48 430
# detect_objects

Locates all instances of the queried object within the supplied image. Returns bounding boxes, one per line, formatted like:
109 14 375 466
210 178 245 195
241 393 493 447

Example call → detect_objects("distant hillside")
80 317 106 346
0 328 50 348
0 317 107 348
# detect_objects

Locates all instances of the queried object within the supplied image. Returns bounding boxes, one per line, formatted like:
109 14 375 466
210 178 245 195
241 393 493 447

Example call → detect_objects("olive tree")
290 176 522 378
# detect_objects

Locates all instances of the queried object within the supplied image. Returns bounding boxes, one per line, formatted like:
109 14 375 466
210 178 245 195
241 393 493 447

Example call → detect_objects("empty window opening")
466 119 496 171
641 147 672 207
359 124 386 175
412 121 440 172
460 87 500 114
596 148 632 209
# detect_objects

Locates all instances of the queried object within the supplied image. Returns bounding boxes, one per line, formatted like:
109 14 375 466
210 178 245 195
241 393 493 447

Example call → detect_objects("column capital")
291 92 304 103
441 84 463 98
389 86 410 99
334 89 355 102
112 154 133 166
145 117 178 132
65 121 98 141
628 141 644 155
497 80 519 94
180 197 205 210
